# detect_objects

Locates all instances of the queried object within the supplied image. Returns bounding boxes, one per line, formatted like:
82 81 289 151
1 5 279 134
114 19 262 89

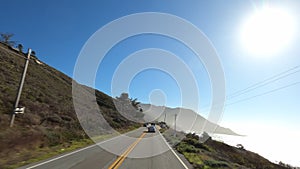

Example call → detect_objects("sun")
240 6 296 57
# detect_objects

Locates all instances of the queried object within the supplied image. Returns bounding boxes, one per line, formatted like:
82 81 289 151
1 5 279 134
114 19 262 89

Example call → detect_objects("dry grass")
0 43 143 169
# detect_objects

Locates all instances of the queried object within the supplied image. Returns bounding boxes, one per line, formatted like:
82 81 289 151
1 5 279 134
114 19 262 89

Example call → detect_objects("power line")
200 81 300 114
199 65 300 112
227 65 300 98
227 69 300 100
226 81 300 106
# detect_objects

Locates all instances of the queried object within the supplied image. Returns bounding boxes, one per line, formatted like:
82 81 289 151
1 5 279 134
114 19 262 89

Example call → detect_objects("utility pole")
10 49 31 127
174 114 177 137
164 111 167 123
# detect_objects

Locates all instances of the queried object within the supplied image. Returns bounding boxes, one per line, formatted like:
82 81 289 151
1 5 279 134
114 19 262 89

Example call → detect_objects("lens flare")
241 6 296 57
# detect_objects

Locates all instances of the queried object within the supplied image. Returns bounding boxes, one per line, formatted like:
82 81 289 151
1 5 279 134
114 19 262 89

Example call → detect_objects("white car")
148 126 156 132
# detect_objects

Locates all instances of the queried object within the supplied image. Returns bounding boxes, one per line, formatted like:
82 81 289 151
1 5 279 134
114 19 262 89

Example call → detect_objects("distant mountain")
141 104 239 136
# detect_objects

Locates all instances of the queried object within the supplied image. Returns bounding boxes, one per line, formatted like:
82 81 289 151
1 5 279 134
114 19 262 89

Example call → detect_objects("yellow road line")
108 132 146 169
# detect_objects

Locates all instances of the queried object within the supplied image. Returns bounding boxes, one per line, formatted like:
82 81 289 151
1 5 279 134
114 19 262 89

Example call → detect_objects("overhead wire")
226 81 300 106
199 65 300 111
227 65 300 99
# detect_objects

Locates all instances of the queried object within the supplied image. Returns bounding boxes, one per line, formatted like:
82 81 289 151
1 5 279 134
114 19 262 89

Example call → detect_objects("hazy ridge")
141 104 239 135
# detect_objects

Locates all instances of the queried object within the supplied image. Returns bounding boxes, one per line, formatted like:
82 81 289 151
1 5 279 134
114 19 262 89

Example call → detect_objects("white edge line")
25 144 96 169
159 132 189 169
25 128 144 169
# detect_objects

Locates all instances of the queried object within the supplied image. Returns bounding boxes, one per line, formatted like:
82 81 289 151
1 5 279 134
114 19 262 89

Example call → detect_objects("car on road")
148 126 156 132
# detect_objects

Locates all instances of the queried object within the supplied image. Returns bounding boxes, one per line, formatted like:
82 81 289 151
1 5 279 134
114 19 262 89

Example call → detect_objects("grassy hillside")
174 133 288 169
0 43 141 168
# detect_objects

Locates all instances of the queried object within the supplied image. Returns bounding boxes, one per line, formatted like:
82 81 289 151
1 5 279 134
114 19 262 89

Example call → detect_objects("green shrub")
45 131 62 146
204 160 229 168
176 142 199 153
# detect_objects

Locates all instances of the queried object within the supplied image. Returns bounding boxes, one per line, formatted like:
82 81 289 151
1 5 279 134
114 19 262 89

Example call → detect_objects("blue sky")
1 0 300 164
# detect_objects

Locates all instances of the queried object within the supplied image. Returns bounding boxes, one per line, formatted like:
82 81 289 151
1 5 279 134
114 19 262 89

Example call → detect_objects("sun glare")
241 6 296 57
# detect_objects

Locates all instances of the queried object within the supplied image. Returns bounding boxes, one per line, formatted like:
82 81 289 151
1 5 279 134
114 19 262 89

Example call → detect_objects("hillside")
0 43 141 168
172 132 288 169
141 104 238 135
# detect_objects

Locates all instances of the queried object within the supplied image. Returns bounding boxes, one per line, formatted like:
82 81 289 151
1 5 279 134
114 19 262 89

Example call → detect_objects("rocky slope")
167 132 289 169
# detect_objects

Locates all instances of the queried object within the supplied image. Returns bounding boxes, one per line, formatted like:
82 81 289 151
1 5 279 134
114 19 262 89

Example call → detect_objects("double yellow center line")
108 132 146 169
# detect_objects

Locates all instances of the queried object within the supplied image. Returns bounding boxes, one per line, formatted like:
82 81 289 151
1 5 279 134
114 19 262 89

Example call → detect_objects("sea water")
211 132 300 167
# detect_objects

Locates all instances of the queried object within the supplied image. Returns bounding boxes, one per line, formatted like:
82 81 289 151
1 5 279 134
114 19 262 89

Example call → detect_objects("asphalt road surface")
18 127 190 169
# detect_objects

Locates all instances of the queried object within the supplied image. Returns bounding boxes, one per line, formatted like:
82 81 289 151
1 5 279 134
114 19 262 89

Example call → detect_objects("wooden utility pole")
10 49 31 127
174 114 177 137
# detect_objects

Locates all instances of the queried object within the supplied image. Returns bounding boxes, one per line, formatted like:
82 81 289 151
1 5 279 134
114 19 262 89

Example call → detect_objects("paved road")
19 127 189 169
